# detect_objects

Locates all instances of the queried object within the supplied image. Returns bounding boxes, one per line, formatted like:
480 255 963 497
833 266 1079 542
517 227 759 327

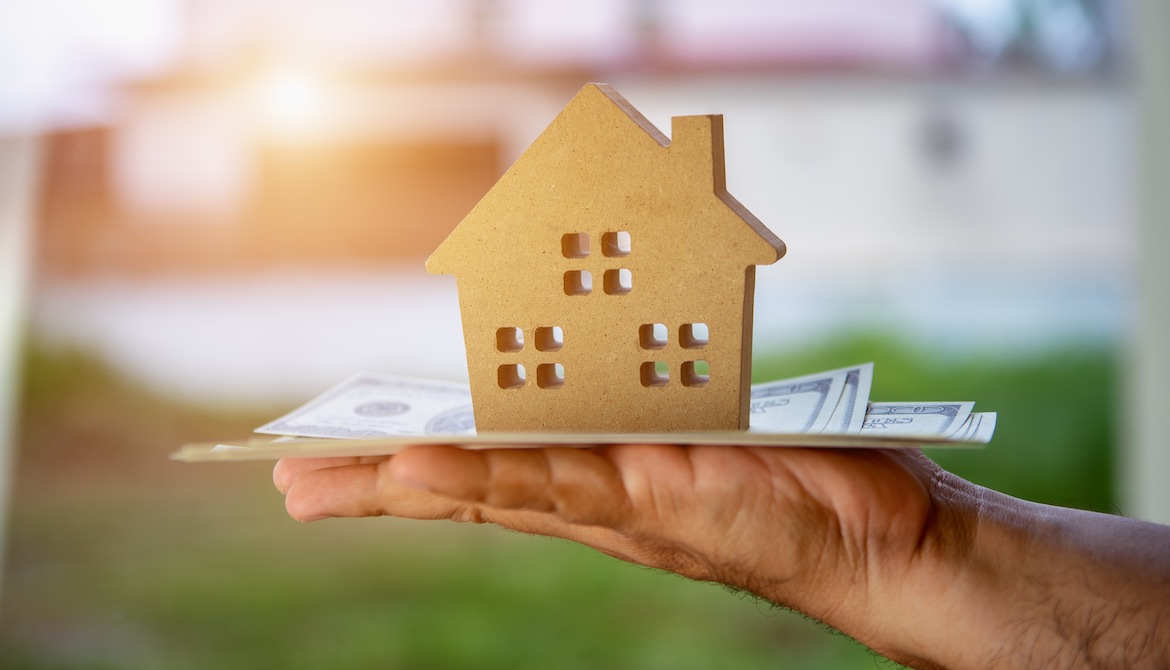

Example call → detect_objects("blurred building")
36 81 503 276
30 0 1123 280
13 0 1131 402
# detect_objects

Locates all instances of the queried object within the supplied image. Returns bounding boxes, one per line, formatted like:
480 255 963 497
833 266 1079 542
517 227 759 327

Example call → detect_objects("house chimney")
670 114 726 191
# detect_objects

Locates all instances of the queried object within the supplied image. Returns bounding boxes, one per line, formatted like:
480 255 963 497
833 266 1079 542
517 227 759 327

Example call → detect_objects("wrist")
849 466 1002 668
857 473 1170 669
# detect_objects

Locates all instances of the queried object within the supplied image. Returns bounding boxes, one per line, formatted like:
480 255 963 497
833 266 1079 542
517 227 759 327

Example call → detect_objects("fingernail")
300 514 330 523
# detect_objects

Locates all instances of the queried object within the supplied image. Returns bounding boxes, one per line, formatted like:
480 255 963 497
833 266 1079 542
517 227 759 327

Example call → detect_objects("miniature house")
427 84 785 433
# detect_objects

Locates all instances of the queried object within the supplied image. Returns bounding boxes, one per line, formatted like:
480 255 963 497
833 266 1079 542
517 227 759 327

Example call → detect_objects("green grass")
0 336 1117 668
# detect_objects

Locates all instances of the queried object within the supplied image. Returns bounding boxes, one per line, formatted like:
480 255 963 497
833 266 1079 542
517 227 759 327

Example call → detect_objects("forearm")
993 499 1170 668
855 473 1170 669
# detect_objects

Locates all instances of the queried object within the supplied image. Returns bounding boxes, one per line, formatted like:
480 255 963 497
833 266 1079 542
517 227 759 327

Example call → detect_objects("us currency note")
252 369 992 444
949 412 997 443
748 367 850 434
821 363 874 435
256 373 476 439
860 401 975 438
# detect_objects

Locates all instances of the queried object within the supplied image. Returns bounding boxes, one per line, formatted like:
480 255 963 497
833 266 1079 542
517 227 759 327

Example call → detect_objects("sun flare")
258 69 322 130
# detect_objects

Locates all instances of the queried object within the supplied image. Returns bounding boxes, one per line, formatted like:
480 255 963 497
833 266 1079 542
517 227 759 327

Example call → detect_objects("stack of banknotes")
173 363 995 462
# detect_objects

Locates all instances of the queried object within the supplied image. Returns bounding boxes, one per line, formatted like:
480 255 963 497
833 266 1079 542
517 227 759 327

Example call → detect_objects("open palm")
274 444 945 622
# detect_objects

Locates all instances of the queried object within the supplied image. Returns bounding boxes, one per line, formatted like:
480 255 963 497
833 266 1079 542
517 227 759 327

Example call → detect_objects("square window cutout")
602 231 631 257
640 361 670 387
682 360 710 387
496 327 524 352
498 364 527 389
639 323 667 349
604 268 632 295
535 326 563 351
537 363 565 389
680 322 709 348
561 233 589 258
564 270 592 295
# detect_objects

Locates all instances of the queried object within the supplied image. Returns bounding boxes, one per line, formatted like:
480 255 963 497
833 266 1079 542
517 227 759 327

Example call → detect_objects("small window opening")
498 364 527 389
496 327 524 352
561 233 590 258
682 360 710 387
564 270 592 295
602 231 631 257
604 268 632 295
680 322 709 348
640 361 670 387
537 363 565 389
535 326 564 351
639 323 667 349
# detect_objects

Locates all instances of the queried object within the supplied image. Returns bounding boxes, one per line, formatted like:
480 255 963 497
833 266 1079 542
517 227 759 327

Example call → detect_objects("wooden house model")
427 83 785 432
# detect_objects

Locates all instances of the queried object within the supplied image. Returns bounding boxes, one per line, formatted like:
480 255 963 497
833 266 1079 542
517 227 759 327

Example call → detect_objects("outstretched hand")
274 444 964 664
273 443 1170 669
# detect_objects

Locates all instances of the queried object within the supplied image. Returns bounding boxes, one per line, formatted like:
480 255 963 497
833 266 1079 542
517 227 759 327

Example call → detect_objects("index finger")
282 445 636 529
273 456 388 494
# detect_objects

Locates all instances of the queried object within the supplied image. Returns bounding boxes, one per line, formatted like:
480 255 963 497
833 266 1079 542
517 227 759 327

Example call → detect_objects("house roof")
427 83 784 275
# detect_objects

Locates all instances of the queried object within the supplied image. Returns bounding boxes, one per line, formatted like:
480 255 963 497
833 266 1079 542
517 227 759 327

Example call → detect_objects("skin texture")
274 445 1170 669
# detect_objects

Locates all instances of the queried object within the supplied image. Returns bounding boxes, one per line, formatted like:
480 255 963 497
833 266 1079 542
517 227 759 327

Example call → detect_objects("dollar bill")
821 363 874 435
948 412 997 443
256 373 476 439
252 368 992 444
860 401 975 438
748 367 849 434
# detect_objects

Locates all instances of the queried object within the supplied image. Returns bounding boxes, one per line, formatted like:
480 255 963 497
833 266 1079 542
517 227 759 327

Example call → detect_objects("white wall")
609 78 1132 283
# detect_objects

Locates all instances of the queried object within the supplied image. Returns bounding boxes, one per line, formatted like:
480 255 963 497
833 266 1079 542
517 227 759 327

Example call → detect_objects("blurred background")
1 0 1165 668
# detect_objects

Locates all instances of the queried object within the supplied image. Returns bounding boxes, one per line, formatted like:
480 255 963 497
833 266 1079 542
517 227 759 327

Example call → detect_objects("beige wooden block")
427 83 785 432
